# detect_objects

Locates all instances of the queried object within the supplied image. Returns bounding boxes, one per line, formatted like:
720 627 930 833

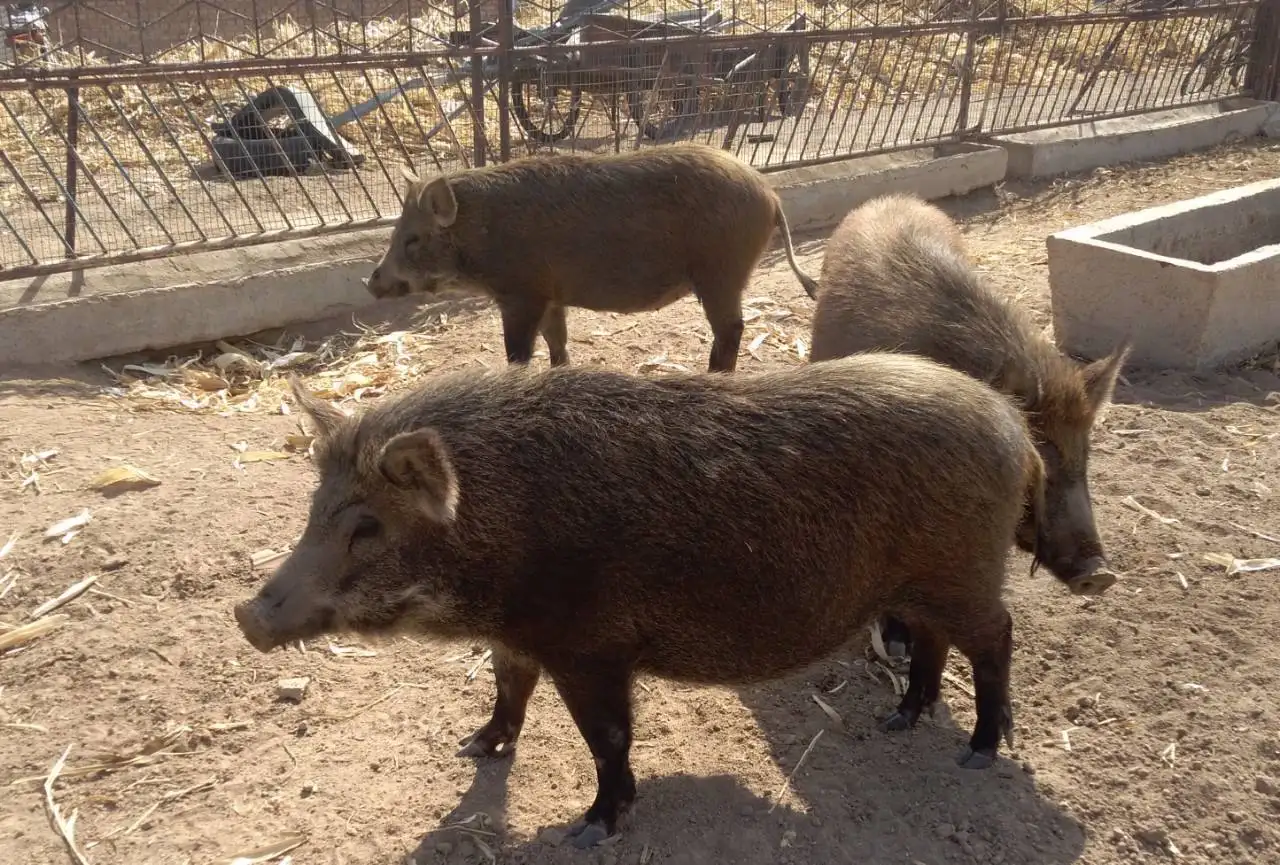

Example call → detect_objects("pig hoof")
955 747 997 770
879 710 917 733
566 820 613 849
456 728 517 759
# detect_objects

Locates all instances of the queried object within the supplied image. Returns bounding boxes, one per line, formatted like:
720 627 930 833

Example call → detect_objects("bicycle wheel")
510 72 583 144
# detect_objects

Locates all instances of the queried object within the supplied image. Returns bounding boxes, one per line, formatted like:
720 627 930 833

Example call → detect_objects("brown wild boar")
807 193 1129 658
233 357 1044 847
365 143 818 373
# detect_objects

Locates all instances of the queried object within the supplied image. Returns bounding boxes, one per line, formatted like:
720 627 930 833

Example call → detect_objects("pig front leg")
549 662 637 848
457 647 541 758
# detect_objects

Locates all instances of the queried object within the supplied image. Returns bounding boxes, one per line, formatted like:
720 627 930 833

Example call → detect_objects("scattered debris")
277 677 311 703
0 614 70 652
1122 496 1178 525
226 834 307 865
0 531 17 559
1174 571 1189 591
44 510 91 541
327 642 377 659
30 575 99 619
1160 742 1177 765
9 724 198 786
1203 552 1280 576
768 728 824 813
250 549 291 571
811 694 844 726
0 571 16 600
208 721 252 734
88 465 161 494
465 648 493 683
1230 522 1280 544
43 745 91 865
92 776 217 845
1178 683 1206 695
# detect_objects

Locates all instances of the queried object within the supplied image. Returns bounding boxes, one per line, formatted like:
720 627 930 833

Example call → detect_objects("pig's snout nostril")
1067 556 1115 596
233 600 278 653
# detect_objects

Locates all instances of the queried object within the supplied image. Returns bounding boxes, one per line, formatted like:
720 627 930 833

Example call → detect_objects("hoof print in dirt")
566 819 615 849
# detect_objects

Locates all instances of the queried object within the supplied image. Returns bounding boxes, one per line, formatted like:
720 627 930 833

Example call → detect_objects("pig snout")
233 599 281 653
366 266 412 299
1063 556 1116 596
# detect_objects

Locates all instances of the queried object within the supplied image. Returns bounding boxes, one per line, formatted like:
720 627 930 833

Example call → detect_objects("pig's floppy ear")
1081 341 1131 419
378 428 459 524
418 177 458 228
288 375 347 439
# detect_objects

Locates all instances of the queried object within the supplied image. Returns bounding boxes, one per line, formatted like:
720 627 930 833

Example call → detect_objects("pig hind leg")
692 268 750 373
879 622 947 732
457 648 541 758
950 602 1015 770
549 661 637 848
498 298 550 365
539 305 571 367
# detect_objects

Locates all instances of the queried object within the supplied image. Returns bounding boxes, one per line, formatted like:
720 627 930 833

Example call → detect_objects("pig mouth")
233 599 332 654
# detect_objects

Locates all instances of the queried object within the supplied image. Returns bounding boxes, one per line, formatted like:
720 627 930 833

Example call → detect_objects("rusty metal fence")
0 0 1267 281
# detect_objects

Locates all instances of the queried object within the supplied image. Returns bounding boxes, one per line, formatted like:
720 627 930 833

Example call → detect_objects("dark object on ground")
208 86 365 179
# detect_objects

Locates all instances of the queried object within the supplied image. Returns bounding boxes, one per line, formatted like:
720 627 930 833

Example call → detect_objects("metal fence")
0 0 1268 281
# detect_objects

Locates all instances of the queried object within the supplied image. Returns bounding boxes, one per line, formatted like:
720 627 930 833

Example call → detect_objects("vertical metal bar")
498 0 514 160
63 83 79 259
469 0 487 166
955 2 979 135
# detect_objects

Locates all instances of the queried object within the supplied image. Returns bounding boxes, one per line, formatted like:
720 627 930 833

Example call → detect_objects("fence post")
64 81 80 260
497 0 513 161
954 0 981 137
1247 0 1280 101
469 0 487 166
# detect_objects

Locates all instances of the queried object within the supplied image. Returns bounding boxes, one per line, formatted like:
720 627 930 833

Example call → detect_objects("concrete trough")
1047 177 1280 371
995 97 1277 179
772 141 1008 233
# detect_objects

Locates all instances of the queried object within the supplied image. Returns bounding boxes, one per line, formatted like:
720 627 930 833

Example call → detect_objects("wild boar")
807 193 1129 658
365 143 818 373
234 355 1044 847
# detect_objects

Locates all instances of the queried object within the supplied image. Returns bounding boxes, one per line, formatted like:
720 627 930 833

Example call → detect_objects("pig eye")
349 515 382 548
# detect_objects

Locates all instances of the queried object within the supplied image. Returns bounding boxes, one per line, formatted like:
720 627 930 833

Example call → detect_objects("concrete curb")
772 142 1008 233
992 97 1278 180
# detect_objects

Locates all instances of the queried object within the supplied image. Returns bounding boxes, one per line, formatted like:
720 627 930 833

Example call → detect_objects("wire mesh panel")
0 0 1266 280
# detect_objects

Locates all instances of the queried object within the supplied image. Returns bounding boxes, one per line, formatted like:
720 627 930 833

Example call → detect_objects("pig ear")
1081 342 1130 418
418 177 458 228
378 428 459 524
288 375 347 439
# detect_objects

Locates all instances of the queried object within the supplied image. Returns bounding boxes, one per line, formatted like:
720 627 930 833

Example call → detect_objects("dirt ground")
2 138 1279 865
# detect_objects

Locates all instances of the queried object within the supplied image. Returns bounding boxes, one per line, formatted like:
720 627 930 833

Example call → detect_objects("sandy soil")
1 138 1278 865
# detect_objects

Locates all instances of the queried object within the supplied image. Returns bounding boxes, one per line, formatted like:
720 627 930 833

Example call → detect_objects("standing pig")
808 193 1129 658
235 356 1043 846
365 143 818 372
